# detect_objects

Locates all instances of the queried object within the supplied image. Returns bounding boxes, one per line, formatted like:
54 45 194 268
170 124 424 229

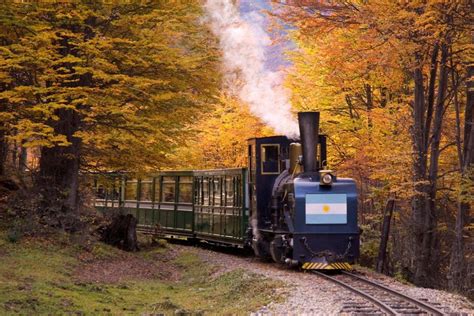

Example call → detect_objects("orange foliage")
170 94 274 170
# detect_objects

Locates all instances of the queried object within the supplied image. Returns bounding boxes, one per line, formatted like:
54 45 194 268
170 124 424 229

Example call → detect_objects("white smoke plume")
204 0 299 138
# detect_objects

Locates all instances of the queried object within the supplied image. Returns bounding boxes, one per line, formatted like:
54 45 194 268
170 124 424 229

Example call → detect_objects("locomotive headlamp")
322 174 332 184
319 170 334 186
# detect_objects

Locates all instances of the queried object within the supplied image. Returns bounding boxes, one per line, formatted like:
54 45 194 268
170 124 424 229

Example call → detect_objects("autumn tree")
278 0 473 290
449 8 474 291
0 2 220 226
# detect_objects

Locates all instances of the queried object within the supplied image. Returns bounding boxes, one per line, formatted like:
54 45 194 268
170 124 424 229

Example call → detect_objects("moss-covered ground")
0 231 282 315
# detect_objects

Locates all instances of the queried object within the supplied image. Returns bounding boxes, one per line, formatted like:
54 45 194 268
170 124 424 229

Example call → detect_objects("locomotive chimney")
298 112 320 173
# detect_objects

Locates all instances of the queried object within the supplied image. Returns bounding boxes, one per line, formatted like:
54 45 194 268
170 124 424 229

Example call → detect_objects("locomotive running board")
302 262 352 270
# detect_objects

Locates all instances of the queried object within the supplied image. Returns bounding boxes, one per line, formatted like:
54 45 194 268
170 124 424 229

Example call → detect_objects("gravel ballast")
173 243 473 315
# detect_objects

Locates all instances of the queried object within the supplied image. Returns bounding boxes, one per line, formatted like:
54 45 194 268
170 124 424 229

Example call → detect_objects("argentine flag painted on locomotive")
305 194 347 224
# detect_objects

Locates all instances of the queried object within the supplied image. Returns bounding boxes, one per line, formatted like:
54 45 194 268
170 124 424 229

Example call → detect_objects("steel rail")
341 271 445 316
312 271 398 315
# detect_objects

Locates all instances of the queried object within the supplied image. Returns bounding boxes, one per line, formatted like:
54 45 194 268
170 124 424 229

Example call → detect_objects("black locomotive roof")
247 135 293 142
247 135 326 142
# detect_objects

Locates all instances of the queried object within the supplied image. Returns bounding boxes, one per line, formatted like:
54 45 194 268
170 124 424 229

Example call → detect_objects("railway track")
312 270 446 315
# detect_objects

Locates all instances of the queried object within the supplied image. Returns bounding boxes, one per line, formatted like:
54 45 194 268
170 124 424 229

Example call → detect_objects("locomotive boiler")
93 111 360 270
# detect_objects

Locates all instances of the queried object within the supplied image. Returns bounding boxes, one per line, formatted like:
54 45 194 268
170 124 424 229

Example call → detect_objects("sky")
239 0 293 71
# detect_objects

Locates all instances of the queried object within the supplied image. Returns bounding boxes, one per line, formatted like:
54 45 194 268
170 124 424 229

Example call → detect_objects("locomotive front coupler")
284 258 299 267
299 237 353 270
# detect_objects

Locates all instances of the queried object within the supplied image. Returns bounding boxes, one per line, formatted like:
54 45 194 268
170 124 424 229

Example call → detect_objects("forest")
0 0 472 310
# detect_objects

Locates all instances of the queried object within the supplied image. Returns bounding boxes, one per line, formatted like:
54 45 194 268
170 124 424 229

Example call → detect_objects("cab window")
261 144 280 174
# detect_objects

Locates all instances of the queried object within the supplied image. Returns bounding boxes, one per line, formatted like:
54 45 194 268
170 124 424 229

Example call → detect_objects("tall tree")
0 2 220 224
449 12 474 291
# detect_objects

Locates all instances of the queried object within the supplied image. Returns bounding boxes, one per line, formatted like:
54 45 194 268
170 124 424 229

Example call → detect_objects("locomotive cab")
247 136 290 232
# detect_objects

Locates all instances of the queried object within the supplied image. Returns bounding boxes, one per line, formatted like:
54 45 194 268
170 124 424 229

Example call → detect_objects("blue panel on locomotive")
292 176 359 269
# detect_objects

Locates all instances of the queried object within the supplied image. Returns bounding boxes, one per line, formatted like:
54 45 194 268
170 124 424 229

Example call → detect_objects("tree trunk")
101 214 139 252
365 84 373 130
18 142 27 172
345 95 355 119
37 31 89 218
38 108 81 213
449 59 474 293
414 43 449 286
424 43 440 152
380 87 388 108
11 140 17 170
411 64 429 284
0 129 7 176
376 199 395 274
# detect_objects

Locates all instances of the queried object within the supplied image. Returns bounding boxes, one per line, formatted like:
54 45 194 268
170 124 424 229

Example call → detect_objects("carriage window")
140 179 153 201
125 180 138 201
194 178 201 204
203 178 209 205
179 176 193 203
110 179 121 200
261 144 280 174
96 184 106 199
225 177 234 206
162 177 176 202
213 178 222 206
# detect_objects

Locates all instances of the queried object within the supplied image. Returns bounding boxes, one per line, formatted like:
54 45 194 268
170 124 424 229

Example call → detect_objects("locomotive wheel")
270 236 285 264
252 235 272 261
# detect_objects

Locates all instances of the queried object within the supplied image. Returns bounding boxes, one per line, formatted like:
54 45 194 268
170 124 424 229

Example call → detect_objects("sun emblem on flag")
323 204 330 213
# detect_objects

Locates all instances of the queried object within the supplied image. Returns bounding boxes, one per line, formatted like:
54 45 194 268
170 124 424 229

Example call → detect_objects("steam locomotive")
94 112 360 270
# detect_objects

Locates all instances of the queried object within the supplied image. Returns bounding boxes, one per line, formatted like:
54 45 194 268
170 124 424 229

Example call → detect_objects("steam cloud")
204 0 299 137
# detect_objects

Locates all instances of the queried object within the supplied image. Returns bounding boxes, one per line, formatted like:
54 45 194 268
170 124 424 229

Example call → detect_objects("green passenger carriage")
93 168 249 246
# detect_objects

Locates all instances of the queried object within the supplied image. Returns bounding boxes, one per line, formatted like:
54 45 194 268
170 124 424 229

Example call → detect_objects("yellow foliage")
283 0 471 205
170 94 274 170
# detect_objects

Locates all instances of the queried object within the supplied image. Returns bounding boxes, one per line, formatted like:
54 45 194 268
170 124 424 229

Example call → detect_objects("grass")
0 231 282 315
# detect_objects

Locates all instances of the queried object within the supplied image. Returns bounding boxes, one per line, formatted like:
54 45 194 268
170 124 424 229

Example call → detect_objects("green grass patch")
0 232 283 315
